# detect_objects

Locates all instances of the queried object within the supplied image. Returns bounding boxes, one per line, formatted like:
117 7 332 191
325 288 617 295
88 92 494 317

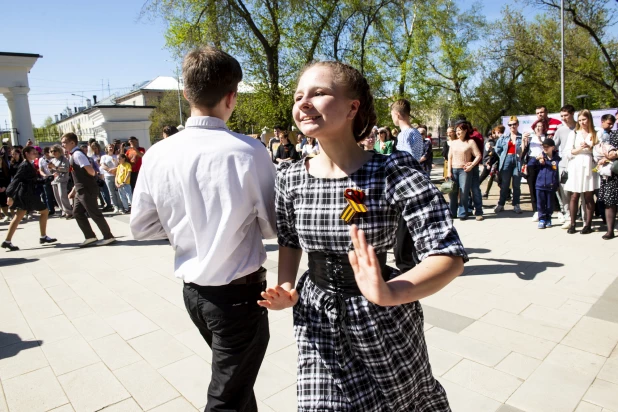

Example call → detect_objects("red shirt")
471 131 484 155
126 147 145 172
546 118 563 137
507 140 516 154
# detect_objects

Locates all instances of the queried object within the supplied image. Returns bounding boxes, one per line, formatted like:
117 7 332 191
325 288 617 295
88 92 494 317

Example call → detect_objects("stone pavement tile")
479 309 569 342
45 284 78 302
460 321 556 360
48 404 75 412
263 383 297 412
0 382 7 412
491 285 568 309
257 400 276 412
71 313 116 341
496 405 525 412
544 344 606 376
451 289 531 315
598 356 618 385
438 378 501 412
0 317 34 349
443 359 522 403
265 342 298 376
158 355 211 408
128 329 193 369
95 398 142 411
114 360 180 410
576 401 603 411
520 304 583 329
58 362 130 412
0 341 47 381
424 323 434 332
9 282 63 321
556 273 616 300
2 367 68 412
425 327 509 367
174 328 212 363
451 276 501 293
587 278 618 324
421 292 494 320
87 295 135 319
421 305 475 333
90 334 143 371
495 352 541 380
106 309 160 340
41 335 101 376
265 329 297 357
33 272 64 288
254 361 297 401
269 316 295 340
562 316 618 357
427 346 463 377
149 397 200 411
561 299 594 316
55 297 94 320
121 291 194 336
583 379 618 411
28 314 79 343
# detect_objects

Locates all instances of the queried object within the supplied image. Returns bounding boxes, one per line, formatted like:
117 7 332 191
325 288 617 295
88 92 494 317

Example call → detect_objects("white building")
0 51 41 146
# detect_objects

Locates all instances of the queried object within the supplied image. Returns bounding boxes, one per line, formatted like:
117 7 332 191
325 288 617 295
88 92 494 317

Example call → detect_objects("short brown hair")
298 61 376 141
391 99 411 117
61 132 78 145
495 125 505 134
182 46 243 109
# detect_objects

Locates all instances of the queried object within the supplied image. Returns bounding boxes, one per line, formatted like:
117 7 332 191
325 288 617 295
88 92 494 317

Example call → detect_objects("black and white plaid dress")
276 151 468 412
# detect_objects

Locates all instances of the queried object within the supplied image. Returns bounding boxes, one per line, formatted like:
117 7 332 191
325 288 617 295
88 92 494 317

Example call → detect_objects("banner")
502 108 618 133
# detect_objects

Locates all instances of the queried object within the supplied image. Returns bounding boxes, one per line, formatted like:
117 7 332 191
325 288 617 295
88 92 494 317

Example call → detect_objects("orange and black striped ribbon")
340 188 367 223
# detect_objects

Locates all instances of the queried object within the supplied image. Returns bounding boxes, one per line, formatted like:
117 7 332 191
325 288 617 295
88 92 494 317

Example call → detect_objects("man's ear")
226 91 237 109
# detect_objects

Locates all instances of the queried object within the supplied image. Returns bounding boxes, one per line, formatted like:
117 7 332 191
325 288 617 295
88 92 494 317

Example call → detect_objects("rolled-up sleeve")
385 152 468 262
275 162 300 249
129 165 167 240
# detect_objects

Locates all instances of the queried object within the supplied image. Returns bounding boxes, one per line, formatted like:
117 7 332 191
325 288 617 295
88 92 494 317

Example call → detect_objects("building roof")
0 52 43 58
140 76 181 91
53 105 156 125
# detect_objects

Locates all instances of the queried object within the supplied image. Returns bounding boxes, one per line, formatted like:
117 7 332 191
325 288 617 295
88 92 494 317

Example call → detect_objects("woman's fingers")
348 250 359 273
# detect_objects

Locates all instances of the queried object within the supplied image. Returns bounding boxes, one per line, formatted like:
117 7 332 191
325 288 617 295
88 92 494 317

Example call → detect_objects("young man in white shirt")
130 46 276 412
554 104 577 228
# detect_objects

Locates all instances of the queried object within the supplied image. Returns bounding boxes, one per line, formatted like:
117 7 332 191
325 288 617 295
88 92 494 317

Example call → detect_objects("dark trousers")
43 182 56 213
394 216 419 273
537 189 554 222
130 171 139 192
73 188 114 240
183 277 269 412
479 164 496 194
526 164 540 212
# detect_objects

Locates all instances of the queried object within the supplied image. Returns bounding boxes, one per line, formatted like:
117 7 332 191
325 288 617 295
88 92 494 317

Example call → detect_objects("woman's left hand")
7 197 13 207
348 225 394 306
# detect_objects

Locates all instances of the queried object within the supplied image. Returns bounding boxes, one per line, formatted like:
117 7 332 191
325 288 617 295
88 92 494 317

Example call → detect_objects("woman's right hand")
447 172 452 179
258 285 299 310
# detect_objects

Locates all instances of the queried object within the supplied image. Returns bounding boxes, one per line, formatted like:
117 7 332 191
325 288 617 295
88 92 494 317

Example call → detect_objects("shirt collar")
70 147 81 154
185 116 228 130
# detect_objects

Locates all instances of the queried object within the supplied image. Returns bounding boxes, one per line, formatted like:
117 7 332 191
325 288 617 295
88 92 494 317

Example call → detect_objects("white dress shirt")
130 116 277 286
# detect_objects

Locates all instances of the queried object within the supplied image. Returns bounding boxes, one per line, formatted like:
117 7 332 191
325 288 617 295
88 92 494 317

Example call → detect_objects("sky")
0 0 574 128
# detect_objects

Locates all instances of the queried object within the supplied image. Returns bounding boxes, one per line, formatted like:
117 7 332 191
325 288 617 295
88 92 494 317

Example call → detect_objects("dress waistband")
308 251 390 298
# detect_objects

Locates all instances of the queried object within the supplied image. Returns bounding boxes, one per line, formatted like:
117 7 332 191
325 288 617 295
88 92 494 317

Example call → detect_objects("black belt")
187 267 266 288
308 251 390 298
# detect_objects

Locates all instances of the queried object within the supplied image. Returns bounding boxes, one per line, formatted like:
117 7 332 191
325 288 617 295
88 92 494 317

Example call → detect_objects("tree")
149 91 190 141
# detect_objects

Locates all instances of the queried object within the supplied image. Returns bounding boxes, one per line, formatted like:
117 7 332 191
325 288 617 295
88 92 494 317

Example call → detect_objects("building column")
3 93 19 145
9 87 34 146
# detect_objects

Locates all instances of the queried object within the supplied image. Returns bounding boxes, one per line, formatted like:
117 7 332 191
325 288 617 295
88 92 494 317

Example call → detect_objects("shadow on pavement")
465 248 491 255
464 257 564 281
0 333 43 358
0 257 39 267
265 244 278 252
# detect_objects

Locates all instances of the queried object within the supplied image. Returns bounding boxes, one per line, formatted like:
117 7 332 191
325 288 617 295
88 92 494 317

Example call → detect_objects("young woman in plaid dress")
258 62 468 411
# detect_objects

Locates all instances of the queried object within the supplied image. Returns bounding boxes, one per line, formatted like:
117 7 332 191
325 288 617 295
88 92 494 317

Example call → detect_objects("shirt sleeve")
130 161 167 240
250 144 277 239
385 152 468 262
72 151 91 168
275 162 301 249
411 130 425 161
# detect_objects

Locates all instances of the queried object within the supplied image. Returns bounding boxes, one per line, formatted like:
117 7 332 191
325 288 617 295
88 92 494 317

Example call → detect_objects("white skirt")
565 154 599 193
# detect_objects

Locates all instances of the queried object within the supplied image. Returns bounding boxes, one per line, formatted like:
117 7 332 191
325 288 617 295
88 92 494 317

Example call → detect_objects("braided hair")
298 61 377 142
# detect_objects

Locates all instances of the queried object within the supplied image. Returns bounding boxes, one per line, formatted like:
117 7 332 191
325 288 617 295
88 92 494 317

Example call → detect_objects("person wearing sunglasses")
494 116 525 214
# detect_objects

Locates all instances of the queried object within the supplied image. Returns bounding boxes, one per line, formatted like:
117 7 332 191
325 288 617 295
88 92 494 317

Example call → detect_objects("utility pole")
177 69 183 126
560 0 565 106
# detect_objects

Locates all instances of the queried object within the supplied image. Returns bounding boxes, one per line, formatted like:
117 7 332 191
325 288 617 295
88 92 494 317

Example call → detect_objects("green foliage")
149 91 190 141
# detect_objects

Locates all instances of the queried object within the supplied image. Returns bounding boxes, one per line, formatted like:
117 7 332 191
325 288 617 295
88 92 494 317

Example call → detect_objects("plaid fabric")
276 152 467 410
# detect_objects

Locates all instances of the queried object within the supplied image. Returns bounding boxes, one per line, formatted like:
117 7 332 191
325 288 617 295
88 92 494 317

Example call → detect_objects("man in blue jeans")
494 116 526 214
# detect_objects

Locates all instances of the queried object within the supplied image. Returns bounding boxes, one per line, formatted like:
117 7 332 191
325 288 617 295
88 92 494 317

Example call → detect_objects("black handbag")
560 170 569 184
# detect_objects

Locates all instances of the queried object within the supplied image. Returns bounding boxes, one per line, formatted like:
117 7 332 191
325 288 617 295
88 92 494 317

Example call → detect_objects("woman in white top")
524 120 547 222
301 136 320 158
564 109 599 234
100 144 121 213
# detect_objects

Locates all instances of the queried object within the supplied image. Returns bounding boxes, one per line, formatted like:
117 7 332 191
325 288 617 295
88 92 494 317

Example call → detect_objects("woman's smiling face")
293 65 359 141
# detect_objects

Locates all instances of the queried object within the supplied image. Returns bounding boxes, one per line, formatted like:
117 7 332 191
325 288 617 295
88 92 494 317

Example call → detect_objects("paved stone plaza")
1 179 617 411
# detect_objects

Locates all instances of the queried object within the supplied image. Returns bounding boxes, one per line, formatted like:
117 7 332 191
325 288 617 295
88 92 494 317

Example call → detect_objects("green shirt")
374 140 394 155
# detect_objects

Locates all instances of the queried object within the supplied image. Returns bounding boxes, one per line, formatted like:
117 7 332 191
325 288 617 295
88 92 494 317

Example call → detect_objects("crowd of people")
0 127 180 251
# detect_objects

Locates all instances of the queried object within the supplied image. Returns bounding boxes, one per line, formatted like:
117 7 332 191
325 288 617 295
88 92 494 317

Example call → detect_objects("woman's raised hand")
258 285 299 310
348 225 394 306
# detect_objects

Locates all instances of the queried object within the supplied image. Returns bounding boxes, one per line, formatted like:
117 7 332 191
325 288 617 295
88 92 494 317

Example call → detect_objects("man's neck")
191 106 229 122
398 119 412 130
565 120 576 129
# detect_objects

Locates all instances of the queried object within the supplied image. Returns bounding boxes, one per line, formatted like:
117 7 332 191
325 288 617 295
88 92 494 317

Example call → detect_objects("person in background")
524 120 547 222
0 153 10 222
564 109 599 234
268 126 282 163
447 122 482 220
162 125 179 139
90 141 113 212
419 127 433 175
527 106 563 138
86 138 97 157
442 127 456 179
301 136 320 158
495 116 525 214
359 132 376 151
275 131 299 163
48 145 73 219
597 110 618 240
297 131 306 149
594 114 617 223
374 127 394 155
126 136 145 192
554 105 577 228
100 144 121 214
2 146 57 251
38 147 57 215
467 123 485 218
480 125 502 198
115 154 133 214
533 138 561 229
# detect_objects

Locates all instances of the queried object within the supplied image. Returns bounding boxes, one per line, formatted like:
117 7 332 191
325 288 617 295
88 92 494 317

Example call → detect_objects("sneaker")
556 212 565 224
561 221 571 229
545 219 552 228
532 212 539 222
39 236 57 244
1 241 19 251
1 215 10 223
494 205 504 213
79 238 98 248
102 206 113 212
97 237 116 246
113 206 119 214
121 209 128 215
514 205 522 214
538 220 546 229
476 216 484 221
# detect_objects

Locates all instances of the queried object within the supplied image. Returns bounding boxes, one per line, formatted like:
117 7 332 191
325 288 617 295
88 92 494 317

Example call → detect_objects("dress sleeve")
385 152 468 262
275 162 301 249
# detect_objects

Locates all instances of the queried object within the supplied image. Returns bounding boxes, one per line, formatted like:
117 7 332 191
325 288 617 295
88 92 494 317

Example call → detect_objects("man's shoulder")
548 118 563 126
